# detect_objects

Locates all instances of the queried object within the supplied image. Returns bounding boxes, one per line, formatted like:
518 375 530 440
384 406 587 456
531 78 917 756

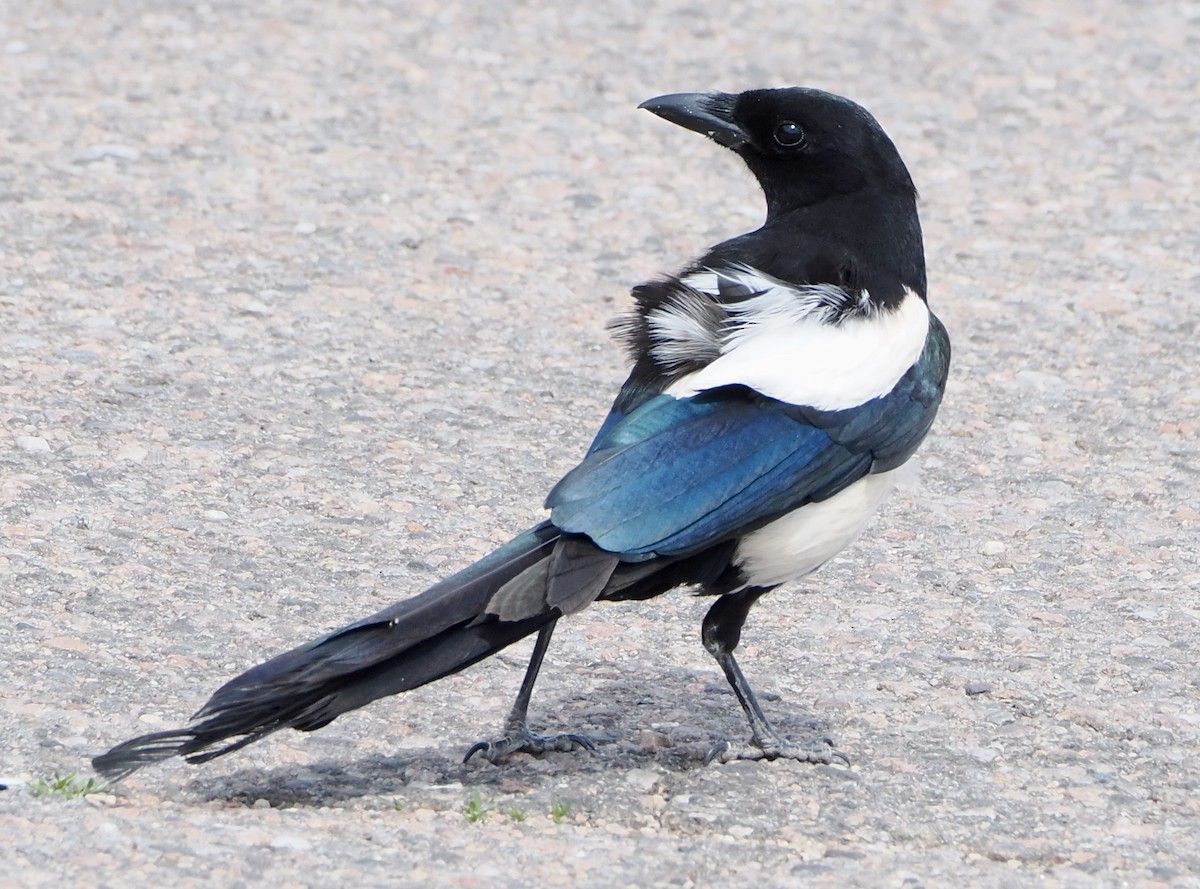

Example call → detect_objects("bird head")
639 88 917 219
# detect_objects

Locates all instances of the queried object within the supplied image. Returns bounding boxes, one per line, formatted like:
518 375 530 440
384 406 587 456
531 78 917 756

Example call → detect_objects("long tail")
93 522 577 780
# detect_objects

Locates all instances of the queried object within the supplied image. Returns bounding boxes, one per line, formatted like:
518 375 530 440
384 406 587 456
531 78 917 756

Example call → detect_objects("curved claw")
463 740 493 764
562 732 598 752
704 740 731 766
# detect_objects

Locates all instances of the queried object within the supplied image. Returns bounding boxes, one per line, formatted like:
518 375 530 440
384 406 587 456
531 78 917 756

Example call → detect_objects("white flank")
733 468 903 588
667 269 929 411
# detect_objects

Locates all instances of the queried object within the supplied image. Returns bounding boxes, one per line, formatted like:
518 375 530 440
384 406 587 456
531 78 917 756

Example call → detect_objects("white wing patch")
662 267 929 411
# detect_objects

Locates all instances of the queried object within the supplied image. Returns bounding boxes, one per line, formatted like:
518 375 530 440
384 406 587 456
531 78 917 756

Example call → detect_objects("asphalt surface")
2 1 1198 887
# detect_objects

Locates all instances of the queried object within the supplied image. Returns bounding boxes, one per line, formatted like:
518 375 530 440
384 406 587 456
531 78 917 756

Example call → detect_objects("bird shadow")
187 667 835 808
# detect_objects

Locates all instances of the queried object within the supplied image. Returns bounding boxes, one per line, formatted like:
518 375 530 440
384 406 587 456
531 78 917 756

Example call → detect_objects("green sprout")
29 773 106 800
463 791 493 824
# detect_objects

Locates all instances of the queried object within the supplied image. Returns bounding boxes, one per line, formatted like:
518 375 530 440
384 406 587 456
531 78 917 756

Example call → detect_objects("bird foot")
463 726 596 764
705 734 851 767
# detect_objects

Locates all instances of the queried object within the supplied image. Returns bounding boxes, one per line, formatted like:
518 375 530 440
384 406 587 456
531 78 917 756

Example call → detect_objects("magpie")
93 87 949 780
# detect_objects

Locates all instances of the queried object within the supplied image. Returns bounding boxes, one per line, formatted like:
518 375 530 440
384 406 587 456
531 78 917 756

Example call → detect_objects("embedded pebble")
15 436 50 452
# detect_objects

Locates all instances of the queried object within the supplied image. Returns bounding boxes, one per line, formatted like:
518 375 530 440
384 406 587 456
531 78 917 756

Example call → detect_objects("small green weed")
29 773 106 800
550 799 572 824
506 807 527 822
463 791 492 824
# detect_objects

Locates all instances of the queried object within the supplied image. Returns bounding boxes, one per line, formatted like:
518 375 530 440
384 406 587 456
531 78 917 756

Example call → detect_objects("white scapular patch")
645 288 725 369
733 467 904 588
663 267 930 411
645 268 856 372
685 268 862 326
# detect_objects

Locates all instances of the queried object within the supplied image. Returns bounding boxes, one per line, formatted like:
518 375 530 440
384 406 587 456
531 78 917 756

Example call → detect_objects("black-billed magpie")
93 87 949 779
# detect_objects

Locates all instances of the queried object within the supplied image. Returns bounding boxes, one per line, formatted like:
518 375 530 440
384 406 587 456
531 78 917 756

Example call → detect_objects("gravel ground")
2 1 1199 886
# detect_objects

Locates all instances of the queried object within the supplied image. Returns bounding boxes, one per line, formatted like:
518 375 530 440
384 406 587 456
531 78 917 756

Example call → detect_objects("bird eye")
773 120 805 148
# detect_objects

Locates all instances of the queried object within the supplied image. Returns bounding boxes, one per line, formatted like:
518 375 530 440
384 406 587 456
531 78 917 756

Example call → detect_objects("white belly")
732 468 903 588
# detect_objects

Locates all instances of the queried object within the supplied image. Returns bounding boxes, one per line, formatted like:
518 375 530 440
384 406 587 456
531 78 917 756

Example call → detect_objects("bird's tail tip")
91 729 199 782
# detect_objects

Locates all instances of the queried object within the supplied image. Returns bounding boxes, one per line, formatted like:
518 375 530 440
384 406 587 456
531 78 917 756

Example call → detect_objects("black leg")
463 620 596 763
701 587 849 766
